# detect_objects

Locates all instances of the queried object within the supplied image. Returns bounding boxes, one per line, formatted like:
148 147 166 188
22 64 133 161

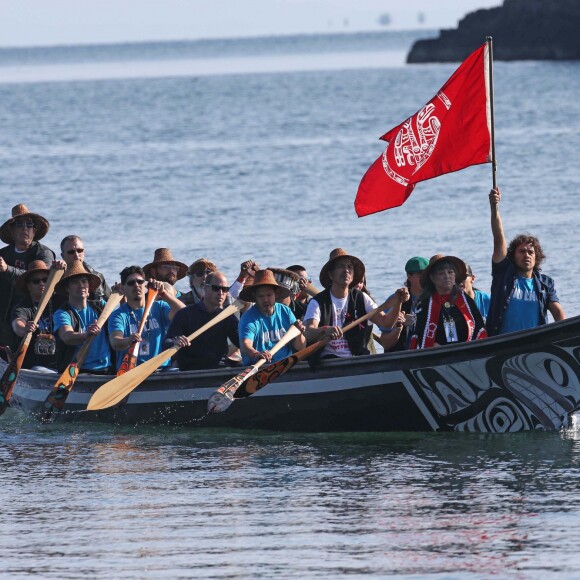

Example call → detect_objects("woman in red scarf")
410 256 487 349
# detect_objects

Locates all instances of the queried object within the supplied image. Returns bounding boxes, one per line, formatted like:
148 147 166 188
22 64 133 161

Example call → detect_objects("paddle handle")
137 288 158 335
341 295 399 334
71 291 123 368
301 295 400 355
121 289 159 362
19 267 64 351
304 282 320 297
94 291 123 328
248 323 302 370
183 300 245 345
31 267 64 326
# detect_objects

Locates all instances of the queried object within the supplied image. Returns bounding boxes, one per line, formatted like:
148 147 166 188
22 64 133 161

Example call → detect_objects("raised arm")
490 188 507 263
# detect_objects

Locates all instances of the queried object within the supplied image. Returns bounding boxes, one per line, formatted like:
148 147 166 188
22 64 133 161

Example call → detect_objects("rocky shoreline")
407 0 580 63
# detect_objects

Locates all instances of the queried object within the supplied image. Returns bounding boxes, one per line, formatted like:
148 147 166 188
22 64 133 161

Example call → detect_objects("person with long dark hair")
487 188 565 335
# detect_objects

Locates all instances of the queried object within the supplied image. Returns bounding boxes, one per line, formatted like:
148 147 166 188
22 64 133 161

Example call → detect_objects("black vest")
309 288 371 369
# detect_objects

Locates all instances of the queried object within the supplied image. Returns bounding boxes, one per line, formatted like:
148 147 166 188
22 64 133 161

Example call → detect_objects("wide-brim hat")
421 255 468 287
319 248 365 289
55 261 101 296
0 204 50 245
268 267 300 295
238 269 291 302
187 258 217 276
15 260 50 293
143 248 188 280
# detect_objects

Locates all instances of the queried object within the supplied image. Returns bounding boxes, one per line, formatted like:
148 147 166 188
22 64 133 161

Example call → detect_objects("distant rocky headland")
407 0 580 63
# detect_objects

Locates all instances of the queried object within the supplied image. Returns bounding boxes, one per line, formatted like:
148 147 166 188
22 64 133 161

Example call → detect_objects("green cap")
405 256 429 273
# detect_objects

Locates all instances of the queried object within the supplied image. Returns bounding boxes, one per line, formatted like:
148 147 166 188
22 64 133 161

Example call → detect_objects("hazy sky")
1 0 502 47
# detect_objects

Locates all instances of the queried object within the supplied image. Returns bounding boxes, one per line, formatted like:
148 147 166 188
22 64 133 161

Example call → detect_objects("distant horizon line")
0 27 438 52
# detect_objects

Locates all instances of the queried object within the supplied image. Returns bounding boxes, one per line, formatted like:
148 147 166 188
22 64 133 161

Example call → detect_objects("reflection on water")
2 410 580 576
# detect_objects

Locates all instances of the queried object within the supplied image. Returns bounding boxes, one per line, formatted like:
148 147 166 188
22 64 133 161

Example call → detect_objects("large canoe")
5 316 580 432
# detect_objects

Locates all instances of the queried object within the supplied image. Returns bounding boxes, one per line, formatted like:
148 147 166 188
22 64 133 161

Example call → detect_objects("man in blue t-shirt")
53 262 112 373
487 188 565 336
108 266 187 370
238 269 306 366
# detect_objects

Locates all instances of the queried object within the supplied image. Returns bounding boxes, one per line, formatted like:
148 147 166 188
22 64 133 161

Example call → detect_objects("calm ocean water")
2 31 580 577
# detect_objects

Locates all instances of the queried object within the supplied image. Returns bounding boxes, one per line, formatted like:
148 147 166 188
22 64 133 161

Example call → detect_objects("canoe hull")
6 317 580 432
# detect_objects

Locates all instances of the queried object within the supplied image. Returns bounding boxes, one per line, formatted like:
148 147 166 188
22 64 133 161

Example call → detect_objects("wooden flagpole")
486 36 497 189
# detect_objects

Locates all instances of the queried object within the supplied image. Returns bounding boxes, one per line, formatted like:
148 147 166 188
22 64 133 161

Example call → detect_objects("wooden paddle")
232 295 400 401
207 324 303 413
39 290 123 422
116 287 159 376
0 266 64 416
86 300 245 411
303 282 320 297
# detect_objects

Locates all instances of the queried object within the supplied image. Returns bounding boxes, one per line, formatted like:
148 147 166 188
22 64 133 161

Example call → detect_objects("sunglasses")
66 248 85 255
30 277 48 285
13 221 35 229
208 284 229 293
192 269 212 277
126 279 146 287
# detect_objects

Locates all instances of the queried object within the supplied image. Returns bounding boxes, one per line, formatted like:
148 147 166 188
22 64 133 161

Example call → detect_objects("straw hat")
268 267 300 296
420 255 468 287
187 258 217 276
15 260 50 293
143 248 188 280
319 248 365 289
238 269 291 302
0 204 50 245
55 261 101 296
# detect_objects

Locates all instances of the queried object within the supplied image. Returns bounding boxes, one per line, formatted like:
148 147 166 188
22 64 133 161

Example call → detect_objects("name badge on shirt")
443 318 457 343
140 341 150 356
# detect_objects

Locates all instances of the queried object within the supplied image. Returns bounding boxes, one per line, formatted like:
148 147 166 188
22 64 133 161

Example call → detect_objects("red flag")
355 43 492 217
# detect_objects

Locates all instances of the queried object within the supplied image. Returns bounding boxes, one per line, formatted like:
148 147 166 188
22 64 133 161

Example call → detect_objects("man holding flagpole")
486 188 565 336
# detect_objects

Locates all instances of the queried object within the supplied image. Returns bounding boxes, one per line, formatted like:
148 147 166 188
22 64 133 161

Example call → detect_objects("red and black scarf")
410 292 487 349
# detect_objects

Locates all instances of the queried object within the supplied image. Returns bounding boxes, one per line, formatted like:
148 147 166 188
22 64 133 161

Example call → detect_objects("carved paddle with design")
233 296 397 400
207 324 302 413
116 287 158 376
39 291 123 423
0 267 64 416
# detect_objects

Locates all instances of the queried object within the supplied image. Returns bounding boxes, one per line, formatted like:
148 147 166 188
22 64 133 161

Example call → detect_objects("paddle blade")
207 366 261 413
235 356 298 398
206 389 235 413
87 346 178 411
235 336 329 398
39 362 80 423
0 336 32 415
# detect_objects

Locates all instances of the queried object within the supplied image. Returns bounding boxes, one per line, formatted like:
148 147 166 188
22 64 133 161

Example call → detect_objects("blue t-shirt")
108 300 172 370
473 289 491 321
239 302 297 365
53 302 111 371
501 277 540 334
